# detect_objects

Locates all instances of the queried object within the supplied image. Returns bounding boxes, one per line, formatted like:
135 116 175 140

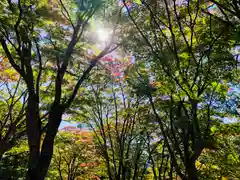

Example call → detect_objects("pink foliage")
101 53 133 77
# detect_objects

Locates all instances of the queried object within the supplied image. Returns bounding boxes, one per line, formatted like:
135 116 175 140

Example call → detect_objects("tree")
0 0 239 179
197 123 240 179
75 76 156 180
0 139 29 180
47 130 102 180
0 78 27 159
0 0 119 179
123 0 238 179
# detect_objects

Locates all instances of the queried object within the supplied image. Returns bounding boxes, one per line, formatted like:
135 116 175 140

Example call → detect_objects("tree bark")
186 160 198 180
0 140 14 159
36 105 64 180
25 93 41 180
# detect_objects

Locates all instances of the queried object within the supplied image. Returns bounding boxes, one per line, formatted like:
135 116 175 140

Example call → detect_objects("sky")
59 120 78 129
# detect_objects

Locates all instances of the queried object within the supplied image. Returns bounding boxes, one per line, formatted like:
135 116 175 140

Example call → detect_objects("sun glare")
96 28 110 43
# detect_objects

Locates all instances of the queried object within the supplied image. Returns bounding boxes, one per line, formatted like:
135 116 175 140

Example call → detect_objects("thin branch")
59 0 75 29
35 40 42 104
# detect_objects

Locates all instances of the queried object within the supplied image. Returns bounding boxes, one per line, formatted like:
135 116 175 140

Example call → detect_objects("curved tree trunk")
25 105 64 180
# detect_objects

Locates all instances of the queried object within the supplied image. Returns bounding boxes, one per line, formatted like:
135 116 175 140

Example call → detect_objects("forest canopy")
0 0 240 179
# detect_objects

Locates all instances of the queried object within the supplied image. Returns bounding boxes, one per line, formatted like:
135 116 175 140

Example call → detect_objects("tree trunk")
36 106 64 180
0 141 13 159
25 103 63 180
25 93 41 180
186 160 198 180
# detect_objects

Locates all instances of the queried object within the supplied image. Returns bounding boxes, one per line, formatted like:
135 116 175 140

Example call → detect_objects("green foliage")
47 131 104 180
0 0 240 179
0 140 28 180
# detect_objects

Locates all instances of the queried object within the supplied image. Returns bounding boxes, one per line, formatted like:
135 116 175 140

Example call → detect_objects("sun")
96 28 110 43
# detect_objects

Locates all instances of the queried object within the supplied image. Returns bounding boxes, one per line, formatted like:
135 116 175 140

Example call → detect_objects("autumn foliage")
0 57 19 82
